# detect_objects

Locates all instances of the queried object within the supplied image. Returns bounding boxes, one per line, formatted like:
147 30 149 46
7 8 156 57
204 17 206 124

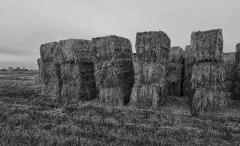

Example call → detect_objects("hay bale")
192 85 228 113
92 35 133 63
191 62 226 89
138 62 166 85
59 62 97 101
40 42 58 62
92 35 134 105
169 46 184 63
130 84 166 109
40 62 60 82
191 29 223 62
54 39 92 64
41 82 61 98
135 31 170 63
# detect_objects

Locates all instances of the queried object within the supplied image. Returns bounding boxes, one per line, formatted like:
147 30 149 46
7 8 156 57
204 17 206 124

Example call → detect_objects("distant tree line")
0 67 36 71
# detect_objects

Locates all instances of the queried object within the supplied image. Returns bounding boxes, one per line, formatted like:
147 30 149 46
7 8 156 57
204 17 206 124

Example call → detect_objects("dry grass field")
0 71 240 145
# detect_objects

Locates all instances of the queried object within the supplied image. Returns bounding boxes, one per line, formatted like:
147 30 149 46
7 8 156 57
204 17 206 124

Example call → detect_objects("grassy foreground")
0 71 240 145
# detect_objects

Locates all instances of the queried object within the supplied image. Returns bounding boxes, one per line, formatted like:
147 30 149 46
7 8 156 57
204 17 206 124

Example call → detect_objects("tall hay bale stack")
130 31 170 109
190 29 228 116
222 52 235 94
231 43 240 100
91 35 134 106
39 42 60 98
183 45 196 98
54 39 97 102
167 46 184 96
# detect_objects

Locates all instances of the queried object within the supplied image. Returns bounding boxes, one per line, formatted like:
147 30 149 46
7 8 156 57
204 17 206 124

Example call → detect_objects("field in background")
0 71 240 145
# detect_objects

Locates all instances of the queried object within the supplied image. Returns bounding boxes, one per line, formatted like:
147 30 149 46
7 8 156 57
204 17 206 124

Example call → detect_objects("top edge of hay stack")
54 39 93 64
191 29 223 62
135 31 170 63
91 35 133 63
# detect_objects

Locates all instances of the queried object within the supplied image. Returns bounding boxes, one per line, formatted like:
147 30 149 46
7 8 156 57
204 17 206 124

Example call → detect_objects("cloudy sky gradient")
0 0 239 69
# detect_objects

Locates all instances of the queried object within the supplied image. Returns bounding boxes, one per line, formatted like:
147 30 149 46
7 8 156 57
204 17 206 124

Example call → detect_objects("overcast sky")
0 0 239 69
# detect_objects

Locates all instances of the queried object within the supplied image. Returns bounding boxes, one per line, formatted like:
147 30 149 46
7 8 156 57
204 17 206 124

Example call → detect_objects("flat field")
0 71 240 145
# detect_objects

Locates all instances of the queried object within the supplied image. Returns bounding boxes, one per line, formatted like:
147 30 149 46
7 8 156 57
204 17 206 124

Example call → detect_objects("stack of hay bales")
167 46 184 96
232 43 240 100
130 31 170 109
54 39 97 102
183 45 196 99
91 35 134 106
222 52 235 94
39 42 60 98
190 29 228 116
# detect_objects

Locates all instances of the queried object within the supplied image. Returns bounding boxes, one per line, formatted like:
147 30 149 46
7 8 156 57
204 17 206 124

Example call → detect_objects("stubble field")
0 71 240 146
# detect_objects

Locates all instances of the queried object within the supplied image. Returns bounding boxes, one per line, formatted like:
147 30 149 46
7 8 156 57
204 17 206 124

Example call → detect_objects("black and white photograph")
0 0 240 145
